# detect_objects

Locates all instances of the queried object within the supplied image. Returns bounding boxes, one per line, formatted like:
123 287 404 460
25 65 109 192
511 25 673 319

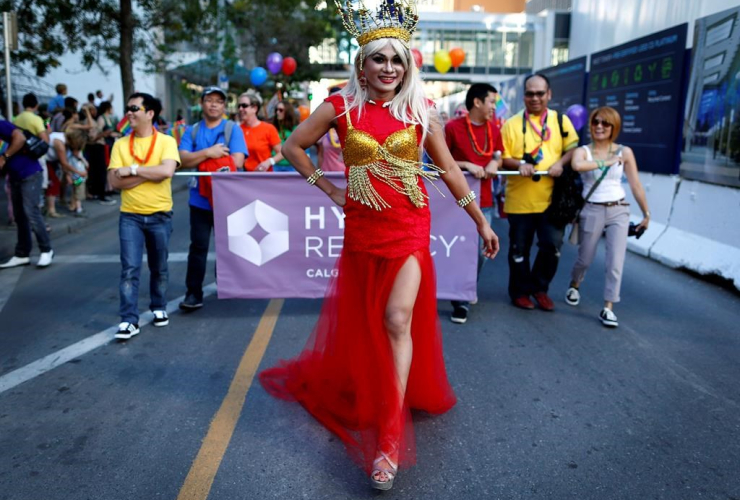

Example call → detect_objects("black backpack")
545 112 583 228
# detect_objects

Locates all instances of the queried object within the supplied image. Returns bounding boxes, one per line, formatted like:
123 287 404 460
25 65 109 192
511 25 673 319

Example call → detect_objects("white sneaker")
36 250 54 268
565 287 580 306
599 308 618 328
152 310 169 327
115 322 140 340
0 256 31 269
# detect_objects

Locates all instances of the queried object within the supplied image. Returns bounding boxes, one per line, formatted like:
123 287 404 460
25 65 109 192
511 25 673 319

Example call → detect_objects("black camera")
628 222 646 239
522 153 541 182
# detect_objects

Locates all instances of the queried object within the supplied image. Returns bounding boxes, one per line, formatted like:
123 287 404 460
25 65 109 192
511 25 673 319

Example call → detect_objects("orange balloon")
449 48 465 68
298 105 310 122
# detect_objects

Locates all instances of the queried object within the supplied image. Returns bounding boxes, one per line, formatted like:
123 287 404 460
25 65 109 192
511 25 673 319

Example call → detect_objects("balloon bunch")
433 47 466 74
250 52 298 86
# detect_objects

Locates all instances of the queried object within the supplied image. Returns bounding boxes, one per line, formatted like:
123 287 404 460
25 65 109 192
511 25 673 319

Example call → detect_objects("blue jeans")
10 171 51 257
119 211 173 323
452 206 493 309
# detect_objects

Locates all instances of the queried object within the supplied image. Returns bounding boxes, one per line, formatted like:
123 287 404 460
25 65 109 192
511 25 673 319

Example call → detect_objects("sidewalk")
0 176 190 261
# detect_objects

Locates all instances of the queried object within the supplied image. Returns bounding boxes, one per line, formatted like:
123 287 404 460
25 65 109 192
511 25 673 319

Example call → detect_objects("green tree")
0 0 221 99
230 0 335 85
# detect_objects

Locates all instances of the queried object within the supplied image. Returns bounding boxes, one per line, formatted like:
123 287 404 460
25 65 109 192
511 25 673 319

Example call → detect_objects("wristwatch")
131 164 139 176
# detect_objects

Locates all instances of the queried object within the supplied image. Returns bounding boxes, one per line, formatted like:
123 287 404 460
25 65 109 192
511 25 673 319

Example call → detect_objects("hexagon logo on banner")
227 200 289 266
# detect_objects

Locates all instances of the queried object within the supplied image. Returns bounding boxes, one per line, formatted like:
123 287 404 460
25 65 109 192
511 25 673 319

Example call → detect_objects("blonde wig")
340 38 433 144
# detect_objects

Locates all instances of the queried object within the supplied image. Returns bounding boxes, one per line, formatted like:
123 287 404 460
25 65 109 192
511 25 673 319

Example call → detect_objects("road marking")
177 298 284 500
0 283 217 395
0 266 24 316
50 252 216 264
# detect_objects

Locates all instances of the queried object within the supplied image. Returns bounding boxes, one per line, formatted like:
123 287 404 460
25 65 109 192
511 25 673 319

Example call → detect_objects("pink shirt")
319 129 345 172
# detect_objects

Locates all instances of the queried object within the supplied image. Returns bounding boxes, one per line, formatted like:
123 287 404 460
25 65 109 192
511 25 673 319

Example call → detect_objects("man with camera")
500 74 579 311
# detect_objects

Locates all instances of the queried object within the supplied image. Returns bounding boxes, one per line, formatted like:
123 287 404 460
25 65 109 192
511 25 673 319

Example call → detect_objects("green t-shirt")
275 125 295 166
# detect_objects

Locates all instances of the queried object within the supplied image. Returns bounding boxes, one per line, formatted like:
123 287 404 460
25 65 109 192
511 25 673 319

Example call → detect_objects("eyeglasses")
524 91 547 99
592 118 612 128
203 98 225 105
125 105 146 113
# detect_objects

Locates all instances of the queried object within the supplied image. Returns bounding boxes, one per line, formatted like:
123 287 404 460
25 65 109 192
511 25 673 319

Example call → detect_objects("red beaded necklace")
465 116 493 156
128 128 158 165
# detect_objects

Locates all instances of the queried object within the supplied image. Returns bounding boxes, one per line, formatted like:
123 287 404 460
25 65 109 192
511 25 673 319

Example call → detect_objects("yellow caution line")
177 299 285 500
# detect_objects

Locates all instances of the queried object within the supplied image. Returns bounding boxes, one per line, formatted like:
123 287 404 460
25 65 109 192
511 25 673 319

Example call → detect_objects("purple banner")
212 172 480 300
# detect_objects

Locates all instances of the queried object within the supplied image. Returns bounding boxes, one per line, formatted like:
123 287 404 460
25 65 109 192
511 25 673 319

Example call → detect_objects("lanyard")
522 109 549 155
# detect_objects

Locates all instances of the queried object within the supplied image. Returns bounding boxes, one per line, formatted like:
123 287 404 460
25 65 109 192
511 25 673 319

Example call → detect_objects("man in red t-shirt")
445 83 504 324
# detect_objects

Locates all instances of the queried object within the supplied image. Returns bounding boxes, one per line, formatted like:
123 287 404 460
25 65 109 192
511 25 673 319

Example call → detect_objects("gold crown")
334 0 419 48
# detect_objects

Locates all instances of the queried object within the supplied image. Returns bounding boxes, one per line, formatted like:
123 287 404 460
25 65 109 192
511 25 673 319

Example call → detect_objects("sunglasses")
125 105 146 113
524 91 547 99
592 118 612 128
276 108 285 112
238 103 258 109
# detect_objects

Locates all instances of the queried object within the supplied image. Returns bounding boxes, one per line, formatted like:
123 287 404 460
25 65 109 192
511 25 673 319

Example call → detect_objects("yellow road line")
177 299 285 500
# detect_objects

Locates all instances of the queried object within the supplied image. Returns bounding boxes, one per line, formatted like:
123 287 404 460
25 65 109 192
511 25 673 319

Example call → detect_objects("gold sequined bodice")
341 98 444 211
343 119 419 166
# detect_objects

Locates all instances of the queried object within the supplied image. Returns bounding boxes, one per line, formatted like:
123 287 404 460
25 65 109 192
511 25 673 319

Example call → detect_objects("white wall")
25 52 160 118
570 0 738 59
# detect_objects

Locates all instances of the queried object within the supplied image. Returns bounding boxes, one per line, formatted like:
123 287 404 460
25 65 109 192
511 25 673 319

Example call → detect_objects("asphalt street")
1 183 739 500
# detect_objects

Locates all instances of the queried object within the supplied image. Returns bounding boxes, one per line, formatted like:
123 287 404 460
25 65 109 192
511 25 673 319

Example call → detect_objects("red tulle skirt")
259 248 457 473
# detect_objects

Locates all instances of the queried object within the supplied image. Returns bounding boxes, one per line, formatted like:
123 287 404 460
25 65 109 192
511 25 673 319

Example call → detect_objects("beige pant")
570 203 630 303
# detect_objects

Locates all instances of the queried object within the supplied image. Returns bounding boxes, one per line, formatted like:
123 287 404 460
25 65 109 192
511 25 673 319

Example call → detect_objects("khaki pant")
570 203 630 303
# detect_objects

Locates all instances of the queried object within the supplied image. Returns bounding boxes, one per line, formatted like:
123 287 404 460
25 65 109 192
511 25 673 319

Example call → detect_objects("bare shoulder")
618 144 634 157
306 101 338 125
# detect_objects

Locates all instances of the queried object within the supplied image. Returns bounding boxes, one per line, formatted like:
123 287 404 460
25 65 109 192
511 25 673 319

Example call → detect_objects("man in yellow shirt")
107 93 181 340
14 93 49 140
501 74 579 311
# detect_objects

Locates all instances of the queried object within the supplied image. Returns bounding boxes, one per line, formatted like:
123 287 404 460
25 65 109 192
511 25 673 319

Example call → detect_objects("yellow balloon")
433 50 452 74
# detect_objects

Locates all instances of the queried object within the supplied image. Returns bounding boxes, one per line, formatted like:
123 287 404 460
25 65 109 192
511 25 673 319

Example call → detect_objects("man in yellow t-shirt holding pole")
501 74 579 312
107 93 181 340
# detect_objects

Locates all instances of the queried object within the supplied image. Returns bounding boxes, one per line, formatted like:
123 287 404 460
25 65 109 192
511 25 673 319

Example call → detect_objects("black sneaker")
179 294 203 311
450 304 469 324
599 308 618 328
152 310 169 327
115 322 140 340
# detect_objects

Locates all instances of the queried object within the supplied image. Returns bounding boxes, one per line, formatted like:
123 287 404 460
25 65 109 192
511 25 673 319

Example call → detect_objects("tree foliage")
230 0 335 84
1 0 220 96
1 0 336 98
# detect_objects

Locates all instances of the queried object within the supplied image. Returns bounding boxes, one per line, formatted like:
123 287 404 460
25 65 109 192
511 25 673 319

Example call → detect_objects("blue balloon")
250 67 268 86
566 104 588 131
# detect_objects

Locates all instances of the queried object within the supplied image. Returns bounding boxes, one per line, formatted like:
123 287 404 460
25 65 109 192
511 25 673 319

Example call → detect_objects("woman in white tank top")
564 106 651 328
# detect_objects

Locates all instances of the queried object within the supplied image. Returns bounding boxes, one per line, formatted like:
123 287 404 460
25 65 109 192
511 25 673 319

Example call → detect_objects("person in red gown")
258 1 500 490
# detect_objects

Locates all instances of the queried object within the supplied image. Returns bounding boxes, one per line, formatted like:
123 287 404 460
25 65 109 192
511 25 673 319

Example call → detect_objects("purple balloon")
266 52 283 75
566 104 588 130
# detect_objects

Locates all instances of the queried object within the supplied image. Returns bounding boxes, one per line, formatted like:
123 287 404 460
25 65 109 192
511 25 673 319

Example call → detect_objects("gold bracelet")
306 169 324 185
457 190 476 208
